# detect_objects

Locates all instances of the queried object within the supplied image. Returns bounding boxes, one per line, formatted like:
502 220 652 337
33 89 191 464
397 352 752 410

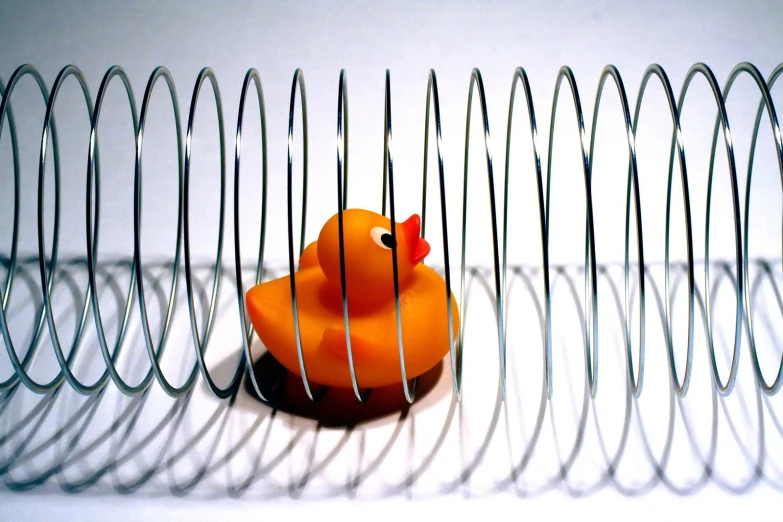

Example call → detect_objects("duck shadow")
214 349 448 429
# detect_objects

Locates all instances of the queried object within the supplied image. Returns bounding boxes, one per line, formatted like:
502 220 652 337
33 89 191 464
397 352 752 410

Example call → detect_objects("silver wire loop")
38 64 108 396
690 63 744 398
134 66 194 398
461 68 506 401
421 69 459 401
87 65 146 397
742 62 783 395
545 66 599 399
588 65 645 398
287 69 328 403
0 71 27 393
382 69 418 404
629 64 695 398
0 64 67 395
234 68 276 403
503 67 552 399
335 70 372 403
183 67 245 399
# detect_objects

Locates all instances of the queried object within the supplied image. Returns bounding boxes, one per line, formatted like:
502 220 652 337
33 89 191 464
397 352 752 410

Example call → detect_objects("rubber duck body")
246 208 460 389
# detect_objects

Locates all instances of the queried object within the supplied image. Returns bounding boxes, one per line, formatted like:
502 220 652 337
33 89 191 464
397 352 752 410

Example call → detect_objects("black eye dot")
381 233 396 248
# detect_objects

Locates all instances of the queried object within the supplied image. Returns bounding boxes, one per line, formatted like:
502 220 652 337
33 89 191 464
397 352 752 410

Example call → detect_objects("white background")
1 1 783 520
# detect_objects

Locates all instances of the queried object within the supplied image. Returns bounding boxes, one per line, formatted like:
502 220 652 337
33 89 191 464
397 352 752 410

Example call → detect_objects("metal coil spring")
0 61 781 407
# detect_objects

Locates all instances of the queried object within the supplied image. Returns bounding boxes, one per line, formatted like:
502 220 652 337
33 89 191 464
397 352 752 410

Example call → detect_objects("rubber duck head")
317 208 430 303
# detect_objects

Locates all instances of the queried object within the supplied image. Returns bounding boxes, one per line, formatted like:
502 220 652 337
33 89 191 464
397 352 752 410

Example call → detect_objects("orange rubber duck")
245 208 460 389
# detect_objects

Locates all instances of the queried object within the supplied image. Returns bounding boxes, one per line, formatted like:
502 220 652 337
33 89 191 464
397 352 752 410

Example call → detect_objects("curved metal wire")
0 64 71 394
334 69 372 403
133 66 193 398
234 68 276 403
502 66 552 398
37 64 109 395
0 74 20 314
545 66 599 399
631 64 695 398
0 73 24 392
421 69 459 400
382 69 418 404
182 67 244 399
743 62 783 396
682 63 743 397
286 68 327 403
86 65 146 397
587 65 645 398
460 68 506 401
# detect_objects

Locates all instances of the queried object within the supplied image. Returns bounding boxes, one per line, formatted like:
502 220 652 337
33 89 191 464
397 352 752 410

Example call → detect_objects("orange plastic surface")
245 208 460 389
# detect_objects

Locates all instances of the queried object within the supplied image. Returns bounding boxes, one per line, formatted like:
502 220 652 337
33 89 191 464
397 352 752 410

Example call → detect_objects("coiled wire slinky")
0 61 782 413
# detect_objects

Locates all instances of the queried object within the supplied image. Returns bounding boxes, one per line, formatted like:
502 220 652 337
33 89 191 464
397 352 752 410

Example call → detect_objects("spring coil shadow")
0 255 779 498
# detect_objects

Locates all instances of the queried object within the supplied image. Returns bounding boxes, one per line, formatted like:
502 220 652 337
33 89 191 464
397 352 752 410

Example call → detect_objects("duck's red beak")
402 214 430 264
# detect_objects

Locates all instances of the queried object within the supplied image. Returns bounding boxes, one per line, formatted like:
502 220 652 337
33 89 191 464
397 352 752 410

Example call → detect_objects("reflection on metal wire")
0 62 782 407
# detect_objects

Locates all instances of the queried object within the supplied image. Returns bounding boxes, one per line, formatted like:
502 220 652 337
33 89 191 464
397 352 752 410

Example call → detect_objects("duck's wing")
320 324 379 363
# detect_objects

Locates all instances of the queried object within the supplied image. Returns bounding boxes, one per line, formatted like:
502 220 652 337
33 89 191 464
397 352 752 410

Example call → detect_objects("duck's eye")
370 226 396 250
